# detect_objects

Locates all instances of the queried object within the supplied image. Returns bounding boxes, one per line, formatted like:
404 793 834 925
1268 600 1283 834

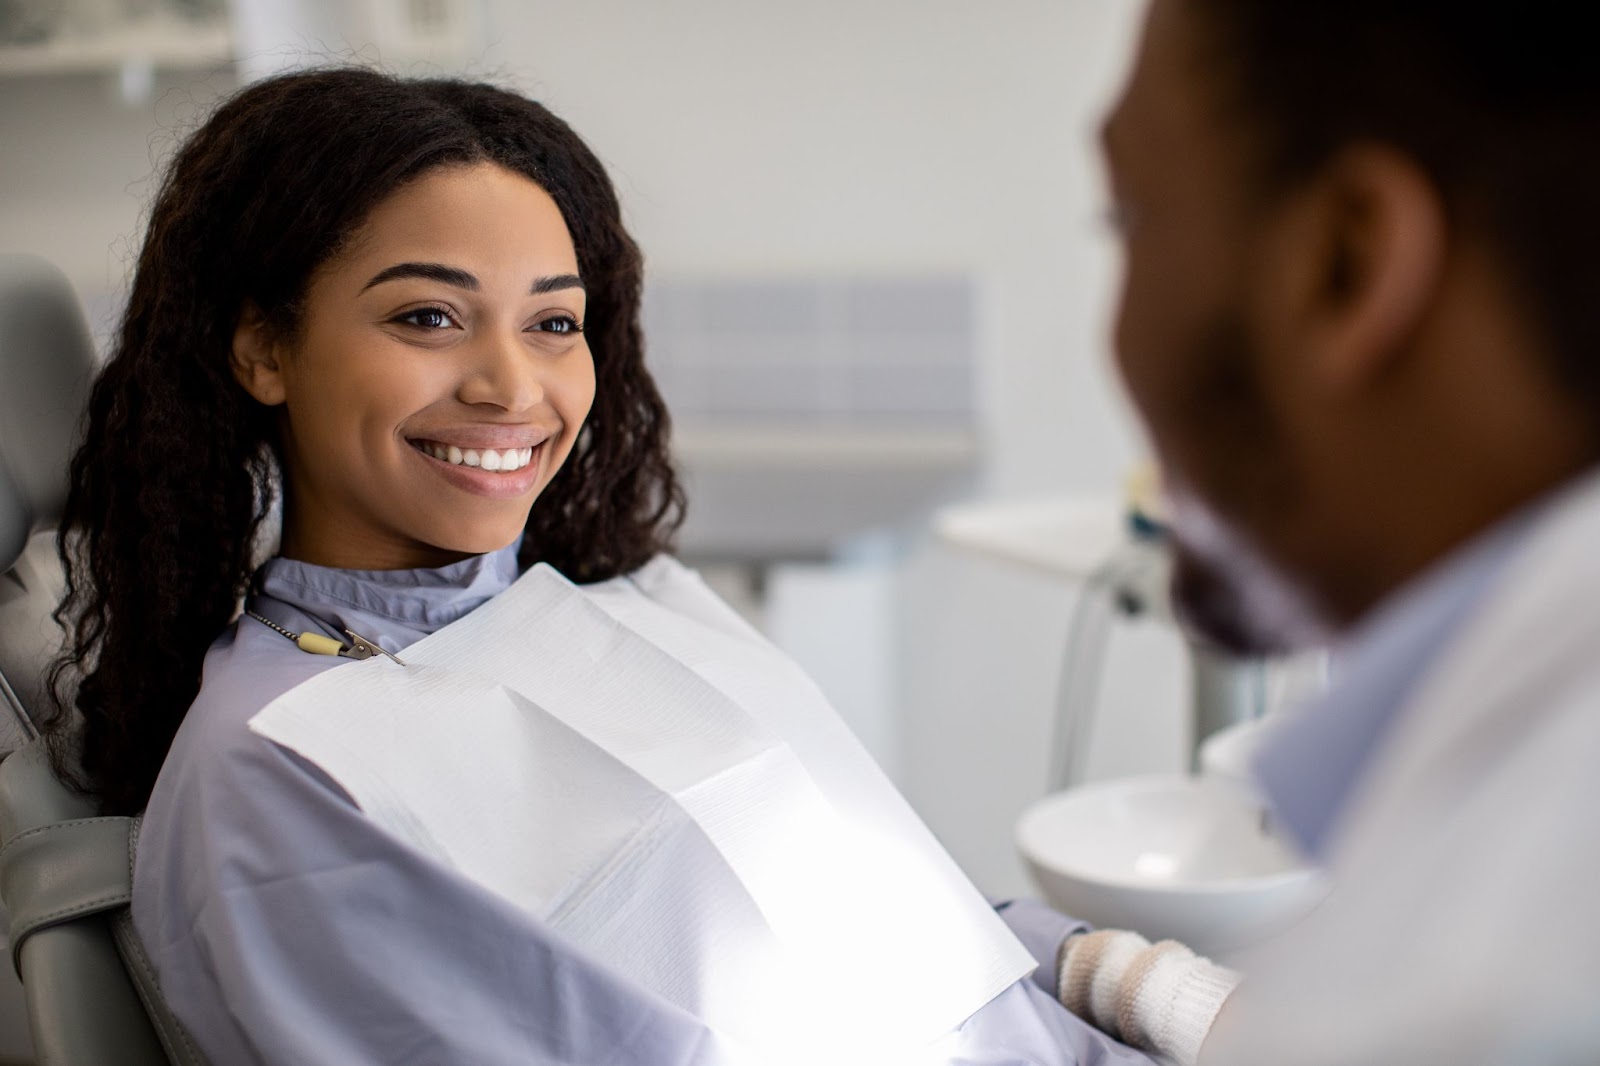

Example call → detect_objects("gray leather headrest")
0 255 96 573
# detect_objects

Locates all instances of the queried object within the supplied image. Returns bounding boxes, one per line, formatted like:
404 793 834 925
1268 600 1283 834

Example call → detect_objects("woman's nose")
457 327 544 412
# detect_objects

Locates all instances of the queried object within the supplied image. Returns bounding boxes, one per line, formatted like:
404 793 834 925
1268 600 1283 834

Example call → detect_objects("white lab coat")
1204 470 1600 1065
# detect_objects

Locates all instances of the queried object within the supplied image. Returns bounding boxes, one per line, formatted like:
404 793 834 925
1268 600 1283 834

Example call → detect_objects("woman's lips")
409 438 548 499
413 440 535 472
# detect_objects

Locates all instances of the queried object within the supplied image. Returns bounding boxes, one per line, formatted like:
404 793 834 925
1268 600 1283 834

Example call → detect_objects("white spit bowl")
1016 774 1326 958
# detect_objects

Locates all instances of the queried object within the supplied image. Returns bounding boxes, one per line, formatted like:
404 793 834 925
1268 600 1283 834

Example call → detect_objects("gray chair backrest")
0 254 202 1065
0 249 92 755
0 744 176 1066
0 255 93 576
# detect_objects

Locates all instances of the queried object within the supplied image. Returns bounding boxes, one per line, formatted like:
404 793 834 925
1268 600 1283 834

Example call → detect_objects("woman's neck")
278 519 480 572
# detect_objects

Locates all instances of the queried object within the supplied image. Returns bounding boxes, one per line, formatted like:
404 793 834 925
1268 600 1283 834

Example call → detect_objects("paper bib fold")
249 558 1032 1062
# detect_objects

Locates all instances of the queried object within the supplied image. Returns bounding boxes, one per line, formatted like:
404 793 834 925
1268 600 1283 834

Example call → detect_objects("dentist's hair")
48 68 685 815
1191 0 1600 419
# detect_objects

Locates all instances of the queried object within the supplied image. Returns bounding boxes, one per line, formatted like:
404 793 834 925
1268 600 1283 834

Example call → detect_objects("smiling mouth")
411 440 540 472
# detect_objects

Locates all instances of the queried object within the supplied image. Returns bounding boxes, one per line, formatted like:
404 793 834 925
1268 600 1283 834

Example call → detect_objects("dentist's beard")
1163 480 1334 657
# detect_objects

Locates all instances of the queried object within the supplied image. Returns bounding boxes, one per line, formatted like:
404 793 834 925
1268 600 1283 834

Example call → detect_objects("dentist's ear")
1261 144 1446 394
231 303 289 406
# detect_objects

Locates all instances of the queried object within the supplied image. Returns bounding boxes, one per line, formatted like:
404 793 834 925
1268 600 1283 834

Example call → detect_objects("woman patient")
45 68 1208 1064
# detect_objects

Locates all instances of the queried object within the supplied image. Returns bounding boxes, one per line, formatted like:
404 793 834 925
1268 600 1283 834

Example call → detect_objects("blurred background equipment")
646 277 980 563
956 474 1331 961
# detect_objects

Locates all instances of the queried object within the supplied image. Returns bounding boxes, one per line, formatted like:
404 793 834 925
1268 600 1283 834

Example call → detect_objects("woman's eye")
392 306 457 330
530 315 584 336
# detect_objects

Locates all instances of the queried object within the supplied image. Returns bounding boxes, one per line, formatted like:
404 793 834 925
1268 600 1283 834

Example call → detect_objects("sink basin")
1197 715 1279 789
1016 774 1326 957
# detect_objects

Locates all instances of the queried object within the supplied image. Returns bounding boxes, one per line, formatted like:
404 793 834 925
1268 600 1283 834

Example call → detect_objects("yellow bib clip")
245 609 407 666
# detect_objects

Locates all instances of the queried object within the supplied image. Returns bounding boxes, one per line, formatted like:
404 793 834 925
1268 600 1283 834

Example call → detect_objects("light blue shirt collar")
1252 507 1539 861
247 541 521 656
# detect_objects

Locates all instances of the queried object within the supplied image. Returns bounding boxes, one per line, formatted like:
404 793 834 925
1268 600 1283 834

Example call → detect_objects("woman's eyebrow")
532 273 584 295
360 264 584 295
362 262 478 292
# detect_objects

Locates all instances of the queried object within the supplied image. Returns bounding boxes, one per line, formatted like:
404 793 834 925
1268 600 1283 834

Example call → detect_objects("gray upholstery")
0 252 88 753
0 255 202 1065
0 531 53 1059
1 809 135 979
0 747 166 1066
1 533 64 756
0 255 94 576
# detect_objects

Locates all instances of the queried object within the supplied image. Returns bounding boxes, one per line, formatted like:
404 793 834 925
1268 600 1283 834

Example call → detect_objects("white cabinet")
0 2 231 78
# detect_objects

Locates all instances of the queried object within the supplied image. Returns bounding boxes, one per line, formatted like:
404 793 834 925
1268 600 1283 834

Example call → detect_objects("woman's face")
233 162 596 570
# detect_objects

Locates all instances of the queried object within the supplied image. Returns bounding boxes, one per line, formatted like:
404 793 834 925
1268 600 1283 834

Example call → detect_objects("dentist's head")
52 70 684 814
1103 0 1600 652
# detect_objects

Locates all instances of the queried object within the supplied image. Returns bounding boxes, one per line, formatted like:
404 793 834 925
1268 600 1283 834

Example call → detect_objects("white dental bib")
249 557 1032 1063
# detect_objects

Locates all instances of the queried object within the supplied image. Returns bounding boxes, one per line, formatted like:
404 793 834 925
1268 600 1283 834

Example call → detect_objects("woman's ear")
231 304 289 406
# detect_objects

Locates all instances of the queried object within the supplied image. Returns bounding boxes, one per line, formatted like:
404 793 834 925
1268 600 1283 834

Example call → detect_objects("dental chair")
0 254 202 1065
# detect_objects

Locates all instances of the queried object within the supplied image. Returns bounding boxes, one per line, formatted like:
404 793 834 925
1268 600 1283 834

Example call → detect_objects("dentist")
1037 1 1600 1063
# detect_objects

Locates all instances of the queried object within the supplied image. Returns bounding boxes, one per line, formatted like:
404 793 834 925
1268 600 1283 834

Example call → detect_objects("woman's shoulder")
187 621 346 749
131 623 405 985
135 619 367 914
146 619 350 817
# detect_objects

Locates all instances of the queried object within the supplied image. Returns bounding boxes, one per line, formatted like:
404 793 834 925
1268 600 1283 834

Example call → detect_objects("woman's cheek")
567 348 598 433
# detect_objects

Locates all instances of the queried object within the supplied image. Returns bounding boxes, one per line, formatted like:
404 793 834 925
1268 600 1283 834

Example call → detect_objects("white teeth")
419 441 539 471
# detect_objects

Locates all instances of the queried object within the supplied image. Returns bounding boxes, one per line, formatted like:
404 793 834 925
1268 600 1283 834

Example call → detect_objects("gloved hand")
989 898 1239 1066
1058 929 1239 1066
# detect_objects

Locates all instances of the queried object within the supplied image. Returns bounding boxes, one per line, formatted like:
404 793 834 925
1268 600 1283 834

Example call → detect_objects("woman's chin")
425 523 528 560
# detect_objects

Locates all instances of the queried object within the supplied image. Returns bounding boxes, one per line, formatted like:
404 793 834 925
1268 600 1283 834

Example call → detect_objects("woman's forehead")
330 163 580 290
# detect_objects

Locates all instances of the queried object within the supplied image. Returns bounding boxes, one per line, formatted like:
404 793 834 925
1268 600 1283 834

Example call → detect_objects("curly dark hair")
47 68 685 815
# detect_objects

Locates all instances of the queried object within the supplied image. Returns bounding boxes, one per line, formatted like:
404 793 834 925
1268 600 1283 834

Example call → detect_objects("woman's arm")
137 733 715 1065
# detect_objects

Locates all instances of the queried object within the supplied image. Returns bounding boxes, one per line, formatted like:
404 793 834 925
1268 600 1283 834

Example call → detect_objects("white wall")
0 68 234 342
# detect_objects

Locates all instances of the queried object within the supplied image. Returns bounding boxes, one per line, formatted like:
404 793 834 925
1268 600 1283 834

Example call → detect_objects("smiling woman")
33 67 699 1061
